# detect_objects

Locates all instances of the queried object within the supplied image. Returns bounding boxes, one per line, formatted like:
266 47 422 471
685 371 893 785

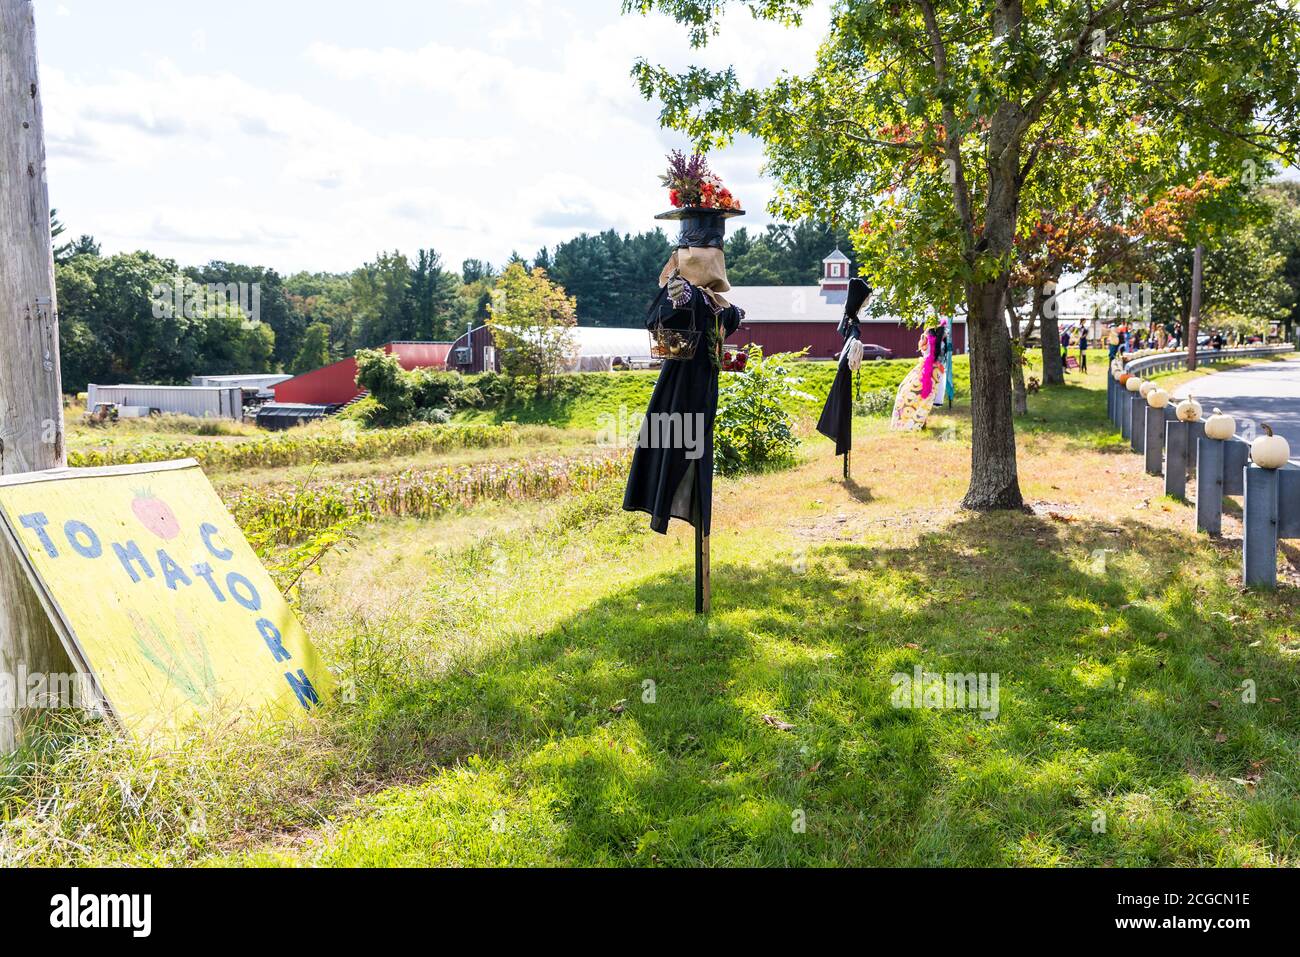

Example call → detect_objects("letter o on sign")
225 572 261 612
64 520 102 559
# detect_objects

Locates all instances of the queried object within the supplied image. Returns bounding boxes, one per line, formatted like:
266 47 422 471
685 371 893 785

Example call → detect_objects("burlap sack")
658 247 731 293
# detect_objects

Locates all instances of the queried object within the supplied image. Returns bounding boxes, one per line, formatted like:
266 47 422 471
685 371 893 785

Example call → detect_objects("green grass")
243 472 1299 867
456 357 972 429
6 361 1299 867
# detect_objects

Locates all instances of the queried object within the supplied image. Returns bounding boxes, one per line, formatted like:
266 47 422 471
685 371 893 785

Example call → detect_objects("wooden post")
0 0 71 751
694 523 709 615
1187 243 1203 371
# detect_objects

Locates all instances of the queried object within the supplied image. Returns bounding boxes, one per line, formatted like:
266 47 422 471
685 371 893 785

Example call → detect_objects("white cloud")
40 2 829 272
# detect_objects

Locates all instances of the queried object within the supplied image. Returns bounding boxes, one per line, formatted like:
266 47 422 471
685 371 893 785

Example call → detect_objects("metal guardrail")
1104 344 1298 587
1106 345 1295 432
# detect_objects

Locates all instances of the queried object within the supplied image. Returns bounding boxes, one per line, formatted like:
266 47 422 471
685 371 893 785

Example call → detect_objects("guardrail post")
1224 438 1249 497
1197 436 1225 535
1144 405 1165 475
1243 464 1279 588
1166 421 1189 497
1130 393 1145 453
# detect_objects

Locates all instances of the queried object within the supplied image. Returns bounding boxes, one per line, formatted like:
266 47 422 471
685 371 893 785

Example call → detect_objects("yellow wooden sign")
0 459 331 739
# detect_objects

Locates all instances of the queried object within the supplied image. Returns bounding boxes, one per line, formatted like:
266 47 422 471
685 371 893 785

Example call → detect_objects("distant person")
1060 328 1071 370
1107 326 1120 363
1078 328 1088 372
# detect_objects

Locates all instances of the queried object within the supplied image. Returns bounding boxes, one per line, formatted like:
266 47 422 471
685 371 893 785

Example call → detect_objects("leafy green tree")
351 251 413 346
188 261 297 369
353 348 415 426
285 271 356 353
462 259 496 285
487 263 578 396
715 346 805 475
55 255 107 391
627 0 1300 509
541 229 672 325
1261 182 1300 337
405 248 461 341
1150 194 1296 337
291 322 333 375
725 230 784 284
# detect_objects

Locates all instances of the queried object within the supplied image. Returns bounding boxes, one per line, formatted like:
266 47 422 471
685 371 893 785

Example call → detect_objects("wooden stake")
695 522 710 615
1 0 71 751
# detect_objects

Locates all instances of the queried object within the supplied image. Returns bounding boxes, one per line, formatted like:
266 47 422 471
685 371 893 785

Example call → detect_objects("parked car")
860 343 894 361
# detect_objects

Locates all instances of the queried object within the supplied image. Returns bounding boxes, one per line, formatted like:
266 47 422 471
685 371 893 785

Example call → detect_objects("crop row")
68 422 524 471
226 449 628 543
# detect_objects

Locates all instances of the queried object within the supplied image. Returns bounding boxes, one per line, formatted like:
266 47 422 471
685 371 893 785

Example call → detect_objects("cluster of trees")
1004 174 1300 408
53 211 853 391
527 219 859 324
631 0 1300 510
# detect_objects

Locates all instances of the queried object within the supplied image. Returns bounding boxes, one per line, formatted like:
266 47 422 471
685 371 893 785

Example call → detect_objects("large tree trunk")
962 279 1024 510
1006 300 1027 415
1037 284 1064 386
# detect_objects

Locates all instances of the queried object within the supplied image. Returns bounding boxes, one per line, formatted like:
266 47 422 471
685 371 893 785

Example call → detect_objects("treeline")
533 219 858 324
53 216 858 391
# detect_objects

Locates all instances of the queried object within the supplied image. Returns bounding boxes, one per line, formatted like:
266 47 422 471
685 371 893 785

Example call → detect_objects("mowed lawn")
5 360 1299 867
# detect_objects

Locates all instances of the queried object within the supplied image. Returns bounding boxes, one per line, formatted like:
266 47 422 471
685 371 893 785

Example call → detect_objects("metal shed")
86 384 245 420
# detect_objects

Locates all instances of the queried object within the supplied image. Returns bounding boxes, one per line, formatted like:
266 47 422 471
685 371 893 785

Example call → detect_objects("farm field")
5 360 1299 868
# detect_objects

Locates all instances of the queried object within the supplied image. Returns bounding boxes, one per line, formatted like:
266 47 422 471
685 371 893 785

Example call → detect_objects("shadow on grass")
843 475 875 503
335 509 1300 867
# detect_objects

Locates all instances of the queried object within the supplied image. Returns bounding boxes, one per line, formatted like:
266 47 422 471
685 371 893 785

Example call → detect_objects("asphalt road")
1170 358 1300 451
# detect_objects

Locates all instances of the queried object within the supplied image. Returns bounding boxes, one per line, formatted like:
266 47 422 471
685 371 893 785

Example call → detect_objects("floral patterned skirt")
891 359 945 431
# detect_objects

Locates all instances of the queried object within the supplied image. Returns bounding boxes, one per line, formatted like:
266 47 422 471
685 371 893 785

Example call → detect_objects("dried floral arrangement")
660 151 742 211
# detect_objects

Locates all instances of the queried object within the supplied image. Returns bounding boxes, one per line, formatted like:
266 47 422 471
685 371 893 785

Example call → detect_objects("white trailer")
86 384 245 420
189 373 292 390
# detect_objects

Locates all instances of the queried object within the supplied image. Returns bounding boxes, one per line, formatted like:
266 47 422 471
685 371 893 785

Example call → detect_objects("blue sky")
35 0 829 273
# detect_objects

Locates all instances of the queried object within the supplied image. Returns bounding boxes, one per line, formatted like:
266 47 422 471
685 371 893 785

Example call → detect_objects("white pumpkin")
1139 380 1158 398
1251 424 1290 469
1204 408 1235 441
1176 395 1202 422
1146 388 1170 409
1125 376 1143 393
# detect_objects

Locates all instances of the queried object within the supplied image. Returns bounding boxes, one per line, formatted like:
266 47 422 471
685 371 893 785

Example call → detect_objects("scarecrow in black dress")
623 207 745 536
816 277 873 460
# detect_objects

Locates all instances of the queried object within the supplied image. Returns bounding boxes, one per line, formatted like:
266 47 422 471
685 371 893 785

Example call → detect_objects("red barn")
273 341 452 406
725 249 967 360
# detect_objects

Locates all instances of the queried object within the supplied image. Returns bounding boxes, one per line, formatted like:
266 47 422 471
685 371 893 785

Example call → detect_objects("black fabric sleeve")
723 305 744 338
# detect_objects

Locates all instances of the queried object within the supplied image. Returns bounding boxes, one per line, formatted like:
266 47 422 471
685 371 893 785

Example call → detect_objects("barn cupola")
820 247 851 292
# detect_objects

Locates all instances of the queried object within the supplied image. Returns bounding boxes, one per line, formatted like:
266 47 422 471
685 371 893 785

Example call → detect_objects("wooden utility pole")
1187 243 1204 371
0 0 71 750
